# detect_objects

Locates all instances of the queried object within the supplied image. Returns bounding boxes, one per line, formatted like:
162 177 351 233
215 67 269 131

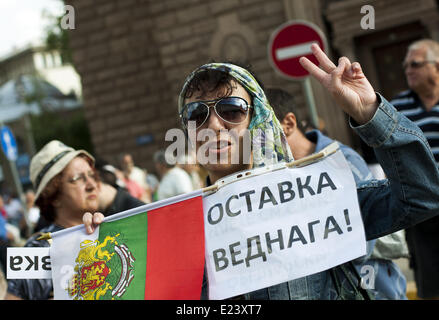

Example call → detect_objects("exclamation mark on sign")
344 209 352 232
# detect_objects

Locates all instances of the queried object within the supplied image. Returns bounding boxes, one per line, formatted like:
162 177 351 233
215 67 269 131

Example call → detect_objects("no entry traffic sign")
268 20 327 80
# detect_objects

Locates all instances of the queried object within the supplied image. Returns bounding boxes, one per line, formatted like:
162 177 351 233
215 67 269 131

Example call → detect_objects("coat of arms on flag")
68 235 135 300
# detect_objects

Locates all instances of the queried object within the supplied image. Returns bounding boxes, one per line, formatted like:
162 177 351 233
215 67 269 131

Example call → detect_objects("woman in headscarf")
178 62 293 181
84 45 439 299
177 60 374 299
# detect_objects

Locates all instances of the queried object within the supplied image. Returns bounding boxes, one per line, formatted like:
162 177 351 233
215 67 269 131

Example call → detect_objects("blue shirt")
306 129 407 300
0 214 6 240
391 90 439 162
305 129 374 184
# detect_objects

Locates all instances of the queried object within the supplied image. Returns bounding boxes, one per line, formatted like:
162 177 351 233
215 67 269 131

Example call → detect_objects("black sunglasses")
402 60 436 70
180 96 252 129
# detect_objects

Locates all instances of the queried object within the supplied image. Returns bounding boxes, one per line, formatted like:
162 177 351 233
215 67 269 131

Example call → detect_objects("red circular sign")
268 20 327 80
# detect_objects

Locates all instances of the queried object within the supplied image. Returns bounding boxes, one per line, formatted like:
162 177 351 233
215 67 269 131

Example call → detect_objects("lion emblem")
68 234 135 300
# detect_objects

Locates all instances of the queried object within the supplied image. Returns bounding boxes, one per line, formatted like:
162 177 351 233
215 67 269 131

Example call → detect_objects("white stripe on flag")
275 41 317 61
51 224 99 299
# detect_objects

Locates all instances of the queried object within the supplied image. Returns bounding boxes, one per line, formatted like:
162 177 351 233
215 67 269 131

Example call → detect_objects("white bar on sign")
7 247 52 279
275 41 318 61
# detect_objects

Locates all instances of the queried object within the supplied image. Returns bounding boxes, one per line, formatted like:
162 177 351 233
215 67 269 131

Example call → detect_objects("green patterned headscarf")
178 62 293 167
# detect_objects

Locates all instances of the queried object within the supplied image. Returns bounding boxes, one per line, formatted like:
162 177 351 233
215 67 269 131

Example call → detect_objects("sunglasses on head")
402 60 436 69
180 96 252 129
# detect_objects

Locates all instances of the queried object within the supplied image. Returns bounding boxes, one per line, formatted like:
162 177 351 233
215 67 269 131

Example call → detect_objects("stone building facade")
65 0 439 171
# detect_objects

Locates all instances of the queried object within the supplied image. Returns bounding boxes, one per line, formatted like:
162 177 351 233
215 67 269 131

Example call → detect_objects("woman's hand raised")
299 44 378 125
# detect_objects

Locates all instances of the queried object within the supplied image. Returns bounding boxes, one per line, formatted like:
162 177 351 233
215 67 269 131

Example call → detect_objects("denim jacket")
201 94 439 300
306 129 407 300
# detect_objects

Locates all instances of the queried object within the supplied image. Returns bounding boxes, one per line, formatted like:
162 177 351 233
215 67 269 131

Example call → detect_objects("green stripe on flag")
97 211 148 300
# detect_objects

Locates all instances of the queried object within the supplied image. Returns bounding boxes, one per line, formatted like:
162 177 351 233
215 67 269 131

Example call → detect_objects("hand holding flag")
83 211 104 234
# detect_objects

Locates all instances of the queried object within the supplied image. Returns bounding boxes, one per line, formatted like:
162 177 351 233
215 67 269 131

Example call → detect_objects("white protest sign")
203 150 366 300
7 247 52 279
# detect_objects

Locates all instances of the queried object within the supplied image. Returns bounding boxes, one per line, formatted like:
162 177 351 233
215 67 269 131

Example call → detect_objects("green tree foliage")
30 109 94 155
44 6 73 64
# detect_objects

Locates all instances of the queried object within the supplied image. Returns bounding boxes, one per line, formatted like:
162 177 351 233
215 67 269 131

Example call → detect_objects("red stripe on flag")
144 196 205 300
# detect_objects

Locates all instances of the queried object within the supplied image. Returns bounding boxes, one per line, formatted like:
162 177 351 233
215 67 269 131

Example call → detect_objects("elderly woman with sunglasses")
6 141 100 300
84 45 439 299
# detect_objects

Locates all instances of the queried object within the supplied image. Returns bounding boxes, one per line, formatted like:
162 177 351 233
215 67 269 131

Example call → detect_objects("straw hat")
30 140 94 201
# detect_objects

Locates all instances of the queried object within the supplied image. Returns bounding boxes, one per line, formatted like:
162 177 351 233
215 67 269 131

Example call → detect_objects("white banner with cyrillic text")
7 247 52 279
203 150 366 300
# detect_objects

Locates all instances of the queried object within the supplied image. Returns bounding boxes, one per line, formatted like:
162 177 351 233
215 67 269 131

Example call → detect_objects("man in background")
391 39 439 299
95 159 145 216
177 153 203 190
3 193 23 229
153 150 194 201
120 153 151 203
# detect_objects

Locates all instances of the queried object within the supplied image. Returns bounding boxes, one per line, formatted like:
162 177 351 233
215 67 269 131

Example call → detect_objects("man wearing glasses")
391 39 439 299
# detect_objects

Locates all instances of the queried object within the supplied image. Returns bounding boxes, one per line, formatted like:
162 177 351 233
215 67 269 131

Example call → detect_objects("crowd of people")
1 38 439 300
0 144 204 299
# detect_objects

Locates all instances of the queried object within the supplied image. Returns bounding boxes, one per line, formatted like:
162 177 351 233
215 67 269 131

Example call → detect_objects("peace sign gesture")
300 44 378 125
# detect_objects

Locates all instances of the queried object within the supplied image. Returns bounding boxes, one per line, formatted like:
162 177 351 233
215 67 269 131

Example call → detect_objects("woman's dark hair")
265 87 306 132
35 173 63 223
183 60 264 101
94 157 119 188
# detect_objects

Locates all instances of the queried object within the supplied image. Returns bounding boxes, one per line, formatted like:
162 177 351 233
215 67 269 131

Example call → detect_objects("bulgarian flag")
50 191 205 300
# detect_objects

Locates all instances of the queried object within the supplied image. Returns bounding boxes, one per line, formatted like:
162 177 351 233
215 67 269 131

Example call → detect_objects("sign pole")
1 124 25 208
8 156 24 204
268 20 327 131
302 77 319 129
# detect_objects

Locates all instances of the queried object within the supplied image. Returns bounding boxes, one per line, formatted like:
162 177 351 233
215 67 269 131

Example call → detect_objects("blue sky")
0 0 64 58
